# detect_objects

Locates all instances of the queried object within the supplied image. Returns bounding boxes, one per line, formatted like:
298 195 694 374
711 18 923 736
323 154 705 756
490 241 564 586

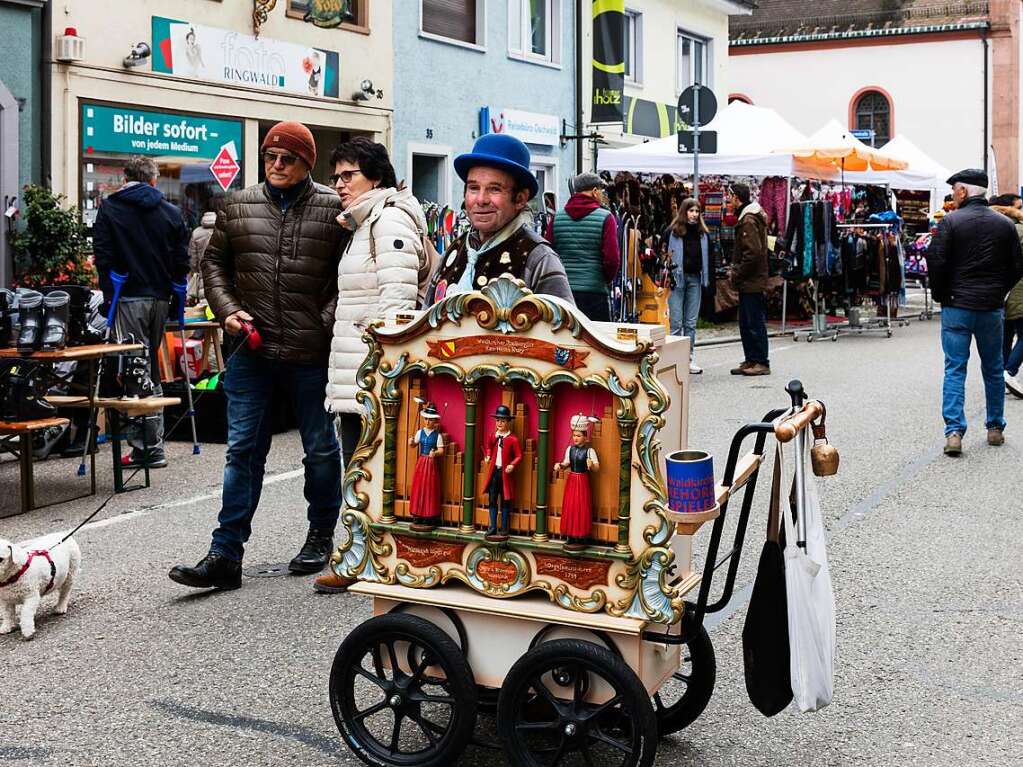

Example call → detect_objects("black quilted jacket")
202 180 347 365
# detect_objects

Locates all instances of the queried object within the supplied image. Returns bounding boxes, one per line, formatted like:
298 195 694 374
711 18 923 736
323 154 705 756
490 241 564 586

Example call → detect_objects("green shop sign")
81 103 244 160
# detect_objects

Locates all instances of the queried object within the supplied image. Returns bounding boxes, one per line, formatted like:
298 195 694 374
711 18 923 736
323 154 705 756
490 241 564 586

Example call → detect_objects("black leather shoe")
168 552 242 589
288 530 334 574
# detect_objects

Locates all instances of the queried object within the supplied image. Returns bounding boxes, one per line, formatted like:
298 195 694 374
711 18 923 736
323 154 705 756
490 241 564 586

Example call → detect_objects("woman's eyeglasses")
330 169 363 185
262 151 299 168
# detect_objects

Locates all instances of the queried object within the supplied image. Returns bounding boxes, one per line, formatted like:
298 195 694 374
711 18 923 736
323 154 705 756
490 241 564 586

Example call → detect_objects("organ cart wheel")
329 613 478 767
496 639 658 767
651 624 716 735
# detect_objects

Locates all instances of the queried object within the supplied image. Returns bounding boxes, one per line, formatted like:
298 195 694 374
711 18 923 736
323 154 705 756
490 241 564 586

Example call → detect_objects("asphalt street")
2 315 1021 766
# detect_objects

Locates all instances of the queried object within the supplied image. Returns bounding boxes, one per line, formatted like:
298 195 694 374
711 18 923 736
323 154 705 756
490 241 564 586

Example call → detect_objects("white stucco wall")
584 0 740 150
729 37 987 175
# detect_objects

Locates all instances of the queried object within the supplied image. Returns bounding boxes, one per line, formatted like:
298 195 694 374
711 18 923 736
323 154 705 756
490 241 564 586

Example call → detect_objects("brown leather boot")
944 432 963 456
741 362 772 376
987 428 1005 446
313 571 356 594
730 361 753 375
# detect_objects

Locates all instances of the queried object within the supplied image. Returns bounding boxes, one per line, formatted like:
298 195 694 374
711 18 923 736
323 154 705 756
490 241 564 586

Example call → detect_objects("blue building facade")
392 1 578 212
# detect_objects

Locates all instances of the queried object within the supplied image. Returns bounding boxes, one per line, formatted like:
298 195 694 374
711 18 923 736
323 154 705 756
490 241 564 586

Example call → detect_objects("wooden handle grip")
774 400 824 443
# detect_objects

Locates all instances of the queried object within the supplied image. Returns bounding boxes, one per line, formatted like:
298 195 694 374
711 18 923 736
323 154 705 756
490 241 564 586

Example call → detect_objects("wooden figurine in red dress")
408 402 444 531
554 414 600 551
483 404 522 541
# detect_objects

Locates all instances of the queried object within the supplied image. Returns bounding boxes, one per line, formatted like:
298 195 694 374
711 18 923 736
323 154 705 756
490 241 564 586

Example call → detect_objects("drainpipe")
41 0 52 186
575 0 583 173
983 28 989 175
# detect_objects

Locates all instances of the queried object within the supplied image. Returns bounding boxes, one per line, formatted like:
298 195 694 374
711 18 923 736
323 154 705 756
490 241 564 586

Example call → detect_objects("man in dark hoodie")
728 182 771 376
92 155 191 468
545 172 620 321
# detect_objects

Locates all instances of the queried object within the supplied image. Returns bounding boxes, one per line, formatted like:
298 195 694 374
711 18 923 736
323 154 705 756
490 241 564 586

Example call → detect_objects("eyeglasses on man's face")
262 151 299 168
330 169 364 186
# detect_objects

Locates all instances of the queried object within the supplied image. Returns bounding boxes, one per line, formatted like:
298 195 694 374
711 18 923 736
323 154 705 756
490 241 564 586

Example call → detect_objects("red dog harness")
0 550 56 594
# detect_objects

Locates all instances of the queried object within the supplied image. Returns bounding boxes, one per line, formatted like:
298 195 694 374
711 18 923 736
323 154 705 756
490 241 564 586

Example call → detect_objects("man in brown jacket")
169 121 347 591
729 183 771 376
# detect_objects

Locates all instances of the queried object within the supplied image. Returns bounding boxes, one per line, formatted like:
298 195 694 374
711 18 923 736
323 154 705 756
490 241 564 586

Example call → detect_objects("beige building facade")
47 0 392 231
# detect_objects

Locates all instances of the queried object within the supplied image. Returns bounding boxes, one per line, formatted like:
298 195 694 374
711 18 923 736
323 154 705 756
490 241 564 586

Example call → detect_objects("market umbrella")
780 119 909 178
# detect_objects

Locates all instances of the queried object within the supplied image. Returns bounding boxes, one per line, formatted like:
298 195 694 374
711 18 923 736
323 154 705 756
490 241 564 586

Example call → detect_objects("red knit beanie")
261 121 316 169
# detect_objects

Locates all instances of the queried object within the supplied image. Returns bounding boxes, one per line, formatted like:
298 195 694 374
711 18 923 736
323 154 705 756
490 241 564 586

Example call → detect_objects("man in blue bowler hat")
425 134 574 304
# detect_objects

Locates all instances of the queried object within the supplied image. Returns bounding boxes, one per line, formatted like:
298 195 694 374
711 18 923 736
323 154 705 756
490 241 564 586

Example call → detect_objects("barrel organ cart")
327 277 829 767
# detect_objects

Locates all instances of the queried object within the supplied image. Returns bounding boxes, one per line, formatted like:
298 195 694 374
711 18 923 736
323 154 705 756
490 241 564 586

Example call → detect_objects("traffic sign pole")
693 83 701 204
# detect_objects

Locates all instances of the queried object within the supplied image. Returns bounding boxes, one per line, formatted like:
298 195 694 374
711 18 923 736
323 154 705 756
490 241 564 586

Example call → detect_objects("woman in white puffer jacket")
325 138 428 467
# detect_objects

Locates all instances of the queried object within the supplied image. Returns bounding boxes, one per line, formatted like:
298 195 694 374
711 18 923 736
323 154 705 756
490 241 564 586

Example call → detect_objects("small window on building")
508 0 561 65
624 10 643 84
422 0 484 47
854 90 891 146
677 30 709 93
286 0 367 29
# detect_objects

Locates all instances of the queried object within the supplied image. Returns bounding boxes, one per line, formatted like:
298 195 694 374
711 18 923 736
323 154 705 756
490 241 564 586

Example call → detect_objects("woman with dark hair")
318 137 428 593
665 198 711 374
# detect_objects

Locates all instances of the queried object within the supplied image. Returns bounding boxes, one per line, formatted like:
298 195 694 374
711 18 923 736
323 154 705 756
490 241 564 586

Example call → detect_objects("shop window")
287 0 368 31
676 30 710 93
80 104 244 234
508 0 561 65
853 90 891 146
529 159 558 211
421 0 485 48
624 10 643 85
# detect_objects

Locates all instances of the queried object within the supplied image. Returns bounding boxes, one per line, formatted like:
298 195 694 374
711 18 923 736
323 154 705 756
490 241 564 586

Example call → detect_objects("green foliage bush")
11 184 94 288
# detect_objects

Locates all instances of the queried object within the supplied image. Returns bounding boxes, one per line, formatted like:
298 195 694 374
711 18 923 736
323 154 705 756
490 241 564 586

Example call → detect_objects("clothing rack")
795 222 904 342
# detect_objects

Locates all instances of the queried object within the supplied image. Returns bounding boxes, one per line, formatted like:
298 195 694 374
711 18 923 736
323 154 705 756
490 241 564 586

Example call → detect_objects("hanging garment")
759 177 789 234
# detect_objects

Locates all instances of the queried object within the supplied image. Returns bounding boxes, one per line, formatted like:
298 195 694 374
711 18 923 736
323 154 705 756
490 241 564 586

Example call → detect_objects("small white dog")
0 535 81 640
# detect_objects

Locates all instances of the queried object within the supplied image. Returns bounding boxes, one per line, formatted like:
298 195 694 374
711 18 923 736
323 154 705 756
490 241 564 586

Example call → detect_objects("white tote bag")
780 439 836 712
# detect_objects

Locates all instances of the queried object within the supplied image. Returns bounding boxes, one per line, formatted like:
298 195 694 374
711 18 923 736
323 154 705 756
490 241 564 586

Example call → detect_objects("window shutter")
423 0 477 44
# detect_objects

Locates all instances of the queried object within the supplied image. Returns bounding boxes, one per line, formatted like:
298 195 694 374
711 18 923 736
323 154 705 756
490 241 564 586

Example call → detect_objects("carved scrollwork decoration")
332 510 394 583
607 546 681 624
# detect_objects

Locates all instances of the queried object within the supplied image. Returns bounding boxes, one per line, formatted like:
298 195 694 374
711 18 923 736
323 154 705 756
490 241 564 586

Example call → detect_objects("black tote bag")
742 447 794 716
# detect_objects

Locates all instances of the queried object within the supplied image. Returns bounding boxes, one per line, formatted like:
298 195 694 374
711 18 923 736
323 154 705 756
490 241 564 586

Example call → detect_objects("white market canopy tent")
597 102 820 178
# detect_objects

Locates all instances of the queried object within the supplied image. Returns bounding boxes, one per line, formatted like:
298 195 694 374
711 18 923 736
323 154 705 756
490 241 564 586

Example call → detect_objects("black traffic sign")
678 130 718 155
677 85 718 128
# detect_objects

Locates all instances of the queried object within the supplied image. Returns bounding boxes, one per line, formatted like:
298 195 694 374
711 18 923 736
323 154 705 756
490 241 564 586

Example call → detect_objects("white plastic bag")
781 439 836 712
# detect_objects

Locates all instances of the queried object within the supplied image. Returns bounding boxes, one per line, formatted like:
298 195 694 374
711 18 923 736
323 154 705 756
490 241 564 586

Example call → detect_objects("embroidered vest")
433 224 545 295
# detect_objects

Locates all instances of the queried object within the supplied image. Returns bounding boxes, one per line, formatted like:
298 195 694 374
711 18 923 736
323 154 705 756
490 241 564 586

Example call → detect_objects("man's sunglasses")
330 169 364 185
262 151 299 167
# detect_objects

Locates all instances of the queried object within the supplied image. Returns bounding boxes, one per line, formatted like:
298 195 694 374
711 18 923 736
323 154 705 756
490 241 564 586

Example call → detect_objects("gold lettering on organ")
427 336 589 370
394 536 467 568
533 553 612 590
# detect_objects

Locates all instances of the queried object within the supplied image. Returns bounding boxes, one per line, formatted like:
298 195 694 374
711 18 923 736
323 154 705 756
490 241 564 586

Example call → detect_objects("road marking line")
51 468 305 538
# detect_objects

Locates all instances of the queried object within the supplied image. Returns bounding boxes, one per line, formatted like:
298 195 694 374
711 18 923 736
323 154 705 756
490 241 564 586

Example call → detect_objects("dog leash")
47 325 258 551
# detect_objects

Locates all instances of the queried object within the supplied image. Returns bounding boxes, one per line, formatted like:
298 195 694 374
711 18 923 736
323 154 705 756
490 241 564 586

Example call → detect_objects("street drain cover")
243 562 291 578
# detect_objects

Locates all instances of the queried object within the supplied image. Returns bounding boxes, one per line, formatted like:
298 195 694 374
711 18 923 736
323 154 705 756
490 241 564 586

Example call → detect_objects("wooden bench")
47 396 181 493
0 416 71 517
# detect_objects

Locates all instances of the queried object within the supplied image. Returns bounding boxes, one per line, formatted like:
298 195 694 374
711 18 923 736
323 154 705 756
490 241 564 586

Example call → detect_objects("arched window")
853 90 891 146
729 93 753 105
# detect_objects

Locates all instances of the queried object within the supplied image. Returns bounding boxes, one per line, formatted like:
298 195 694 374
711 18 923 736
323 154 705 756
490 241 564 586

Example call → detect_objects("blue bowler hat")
454 134 539 200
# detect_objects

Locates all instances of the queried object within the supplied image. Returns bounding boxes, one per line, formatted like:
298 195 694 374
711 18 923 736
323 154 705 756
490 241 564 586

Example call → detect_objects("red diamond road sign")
210 147 240 191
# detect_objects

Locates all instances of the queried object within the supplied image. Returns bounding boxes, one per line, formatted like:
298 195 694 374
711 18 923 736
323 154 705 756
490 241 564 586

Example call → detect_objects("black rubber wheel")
651 625 716 735
329 613 478 767
497 638 658 767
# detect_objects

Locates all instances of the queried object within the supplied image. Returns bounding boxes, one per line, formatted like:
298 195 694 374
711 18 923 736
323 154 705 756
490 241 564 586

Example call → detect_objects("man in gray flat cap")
929 168 1023 456
545 172 620 321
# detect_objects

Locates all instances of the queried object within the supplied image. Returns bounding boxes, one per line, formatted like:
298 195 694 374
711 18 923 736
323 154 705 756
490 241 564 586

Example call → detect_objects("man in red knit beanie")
169 120 350 590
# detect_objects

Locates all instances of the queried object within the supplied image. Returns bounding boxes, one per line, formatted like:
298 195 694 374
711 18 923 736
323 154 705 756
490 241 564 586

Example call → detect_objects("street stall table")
0 342 141 515
324 277 834 766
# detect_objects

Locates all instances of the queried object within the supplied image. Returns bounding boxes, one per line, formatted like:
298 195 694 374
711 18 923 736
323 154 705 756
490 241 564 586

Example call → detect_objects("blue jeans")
210 349 341 561
669 273 702 359
1003 318 1023 377
941 306 1006 437
738 292 770 365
